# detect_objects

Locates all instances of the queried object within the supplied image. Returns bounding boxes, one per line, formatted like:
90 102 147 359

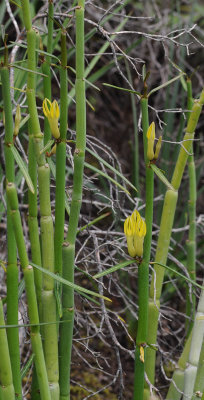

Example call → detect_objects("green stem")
126 61 139 192
145 88 204 390
39 165 59 400
42 0 54 144
1 64 22 399
166 331 192 400
31 365 41 400
54 30 68 277
59 243 74 400
192 339 204 399
20 0 59 396
27 34 42 317
28 131 42 314
59 2 86 399
27 21 42 400
134 97 154 400
67 12 129 107
20 0 32 30
183 282 204 399
185 78 196 336
0 300 15 400
53 0 130 59
6 182 51 400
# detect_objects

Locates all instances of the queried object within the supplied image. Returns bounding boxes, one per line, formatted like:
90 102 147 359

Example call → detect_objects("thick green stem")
167 369 184 399
1 65 22 399
166 331 192 400
59 243 74 400
134 97 154 400
28 139 42 314
171 98 204 190
67 14 128 107
42 0 54 144
20 0 32 30
39 165 59 400
27 35 42 316
145 88 204 392
20 0 59 396
59 3 86 400
192 339 204 399
54 30 68 277
0 301 15 400
6 182 51 400
183 276 204 399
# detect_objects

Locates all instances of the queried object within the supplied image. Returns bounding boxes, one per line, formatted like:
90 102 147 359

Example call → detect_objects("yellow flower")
42 98 60 139
124 216 137 257
124 210 146 258
146 122 162 161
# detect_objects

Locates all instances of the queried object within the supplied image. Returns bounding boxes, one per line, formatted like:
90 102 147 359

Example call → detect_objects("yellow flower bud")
154 135 162 160
124 216 137 258
124 210 146 258
43 98 60 139
146 122 155 161
14 104 21 137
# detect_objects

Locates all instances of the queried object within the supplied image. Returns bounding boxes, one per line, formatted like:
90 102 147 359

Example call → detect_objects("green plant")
1 2 204 400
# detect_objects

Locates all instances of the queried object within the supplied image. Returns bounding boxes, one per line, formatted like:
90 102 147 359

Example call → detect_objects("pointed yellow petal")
154 135 162 160
146 122 155 140
53 100 60 118
126 236 136 257
43 98 51 117
124 216 133 236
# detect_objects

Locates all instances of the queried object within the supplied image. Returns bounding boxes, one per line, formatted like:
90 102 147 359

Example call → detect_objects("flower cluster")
146 122 162 161
42 98 60 139
124 210 146 258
